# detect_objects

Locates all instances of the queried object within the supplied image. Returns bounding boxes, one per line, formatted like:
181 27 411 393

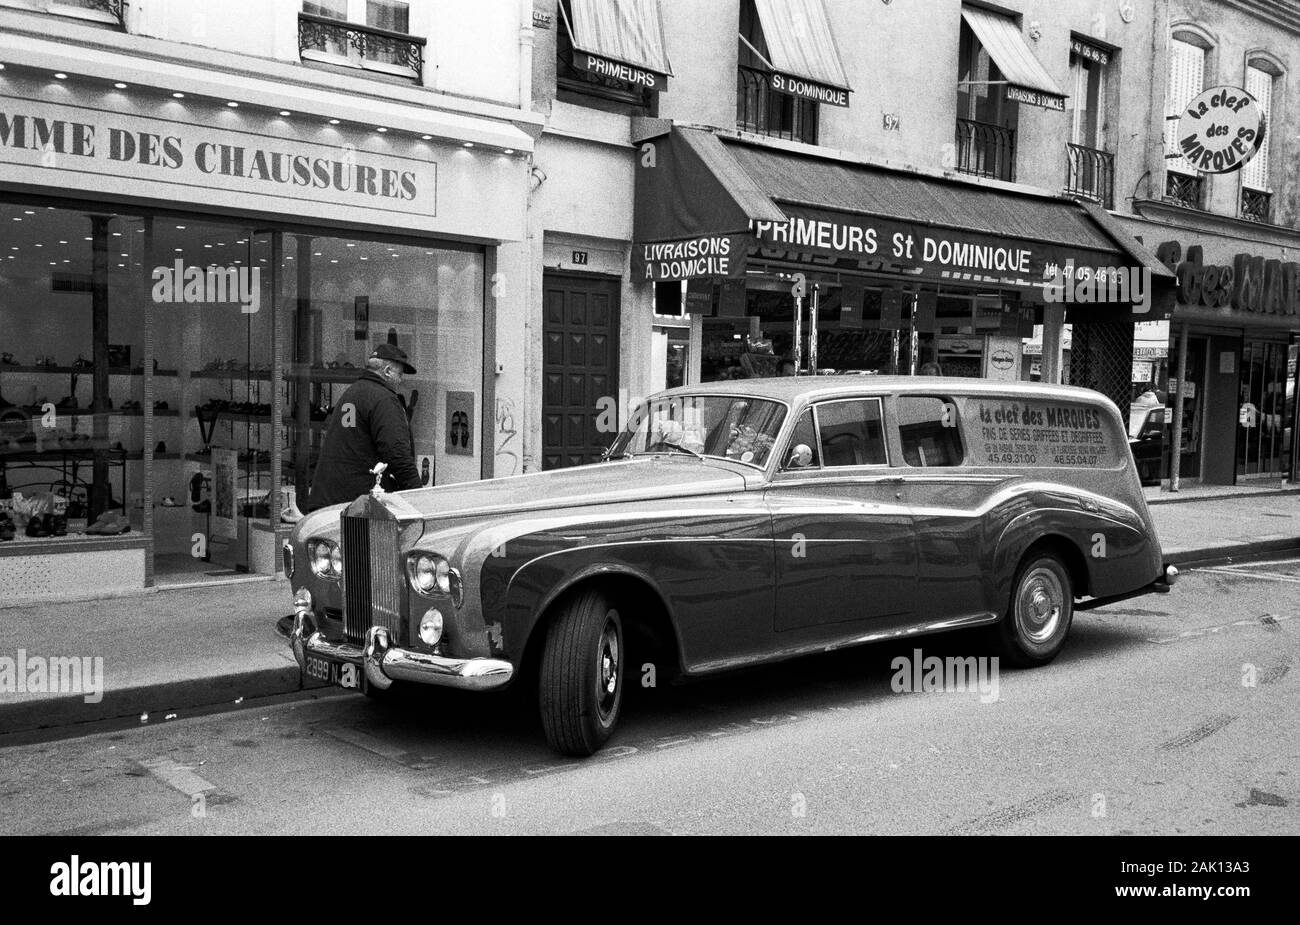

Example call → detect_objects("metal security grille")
340 513 401 644
1068 322 1134 415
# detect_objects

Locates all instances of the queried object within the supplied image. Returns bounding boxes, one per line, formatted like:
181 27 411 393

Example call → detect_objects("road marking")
945 789 1074 835
320 725 435 769
1146 612 1295 644
1158 714 1236 750
1197 567 1300 584
138 757 216 799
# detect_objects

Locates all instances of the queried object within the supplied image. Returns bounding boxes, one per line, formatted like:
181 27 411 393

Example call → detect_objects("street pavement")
0 557 1295 835
0 489 1298 737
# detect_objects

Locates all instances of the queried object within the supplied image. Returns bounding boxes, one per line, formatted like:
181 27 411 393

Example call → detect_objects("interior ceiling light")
420 134 432 140
114 82 127 89
172 92 185 98
462 142 473 148
376 126 387 133
328 118 340 125
279 110 291 116
54 72 67 80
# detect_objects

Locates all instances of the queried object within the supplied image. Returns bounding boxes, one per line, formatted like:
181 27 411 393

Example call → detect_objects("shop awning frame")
560 0 674 90
961 5 1067 111
745 0 852 106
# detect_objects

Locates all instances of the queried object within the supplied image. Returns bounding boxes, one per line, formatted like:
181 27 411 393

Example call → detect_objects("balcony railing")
1065 142 1115 209
1241 188 1272 223
1164 171 1203 209
954 118 1016 182
51 0 123 26
298 12 425 81
737 65 818 145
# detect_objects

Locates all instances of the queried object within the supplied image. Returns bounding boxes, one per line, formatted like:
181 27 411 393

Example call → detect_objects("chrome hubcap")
597 615 620 721
1016 567 1064 645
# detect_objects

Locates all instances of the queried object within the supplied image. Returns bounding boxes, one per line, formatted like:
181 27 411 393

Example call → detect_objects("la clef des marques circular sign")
1175 85 1267 174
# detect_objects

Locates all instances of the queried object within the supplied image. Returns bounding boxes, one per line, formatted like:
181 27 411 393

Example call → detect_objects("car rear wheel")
539 588 624 756
997 552 1074 668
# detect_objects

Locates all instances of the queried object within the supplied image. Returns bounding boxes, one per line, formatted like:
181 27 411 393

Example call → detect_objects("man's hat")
370 343 416 375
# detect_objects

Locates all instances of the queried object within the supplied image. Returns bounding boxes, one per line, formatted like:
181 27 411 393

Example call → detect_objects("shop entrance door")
541 273 619 469
1238 340 1293 479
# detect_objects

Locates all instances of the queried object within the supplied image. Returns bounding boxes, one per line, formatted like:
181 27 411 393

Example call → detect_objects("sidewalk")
1 490 1298 736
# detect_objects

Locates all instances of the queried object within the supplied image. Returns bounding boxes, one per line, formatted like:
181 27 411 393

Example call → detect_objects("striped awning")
751 0 851 105
962 6 1066 111
565 0 673 90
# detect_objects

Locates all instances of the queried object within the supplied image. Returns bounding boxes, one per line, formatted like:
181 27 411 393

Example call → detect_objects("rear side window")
964 397 1126 467
816 399 888 467
898 396 964 467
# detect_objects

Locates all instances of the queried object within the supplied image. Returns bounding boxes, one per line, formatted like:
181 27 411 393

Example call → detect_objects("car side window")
815 399 887 467
898 396 964 467
783 409 821 468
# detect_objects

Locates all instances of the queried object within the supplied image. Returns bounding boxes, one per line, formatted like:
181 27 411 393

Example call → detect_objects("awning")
633 127 1175 319
749 0 851 106
562 0 672 92
961 6 1066 111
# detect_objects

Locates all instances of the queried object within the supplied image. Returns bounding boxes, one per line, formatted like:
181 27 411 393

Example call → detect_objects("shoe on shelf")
25 514 49 538
50 514 67 536
160 496 180 507
0 513 15 541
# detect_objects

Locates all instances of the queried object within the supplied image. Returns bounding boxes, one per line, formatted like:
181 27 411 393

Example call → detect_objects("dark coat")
304 371 422 512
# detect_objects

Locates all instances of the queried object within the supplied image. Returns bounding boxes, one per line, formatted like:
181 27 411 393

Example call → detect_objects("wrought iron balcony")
52 0 123 26
954 118 1016 182
1241 187 1272 223
737 65 818 146
298 12 425 80
1064 143 1115 209
1164 171 1203 209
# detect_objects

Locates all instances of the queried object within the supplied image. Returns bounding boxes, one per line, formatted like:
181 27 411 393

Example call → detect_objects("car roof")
656 375 1116 407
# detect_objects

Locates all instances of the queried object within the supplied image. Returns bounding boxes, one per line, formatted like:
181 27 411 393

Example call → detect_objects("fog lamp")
419 609 444 646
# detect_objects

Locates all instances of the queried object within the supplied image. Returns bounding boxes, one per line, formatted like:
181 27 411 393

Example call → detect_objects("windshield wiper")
645 441 703 460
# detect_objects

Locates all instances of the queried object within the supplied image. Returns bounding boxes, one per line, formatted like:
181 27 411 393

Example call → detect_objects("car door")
765 397 918 634
892 393 1003 626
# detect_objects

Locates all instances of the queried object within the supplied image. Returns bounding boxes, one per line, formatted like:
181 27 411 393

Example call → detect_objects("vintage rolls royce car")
287 378 1177 755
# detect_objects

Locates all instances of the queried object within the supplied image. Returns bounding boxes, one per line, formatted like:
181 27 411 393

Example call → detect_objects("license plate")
304 654 360 689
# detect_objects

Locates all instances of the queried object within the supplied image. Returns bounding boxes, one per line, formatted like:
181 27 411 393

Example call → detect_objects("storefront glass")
0 197 484 584
1237 340 1295 479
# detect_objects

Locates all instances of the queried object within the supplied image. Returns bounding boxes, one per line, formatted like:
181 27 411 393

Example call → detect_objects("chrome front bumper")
290 595 513 693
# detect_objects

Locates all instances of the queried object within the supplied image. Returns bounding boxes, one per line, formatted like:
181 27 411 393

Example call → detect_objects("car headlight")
308 538 341 579
419 608 444 646
408 552 450 595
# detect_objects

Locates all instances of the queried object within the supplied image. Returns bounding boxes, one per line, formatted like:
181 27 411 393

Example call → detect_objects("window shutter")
1241 65 1272 191
1165 39 1204 175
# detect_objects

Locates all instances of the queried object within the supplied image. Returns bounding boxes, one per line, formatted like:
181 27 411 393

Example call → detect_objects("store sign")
770 73 850 107
636 234 748 280
751 206 1130 294
1174 85 1266 174
571 51 665 91
1007 86 1066 111
1156 241 1299 316
0 94 438 220
1071 39 1111 66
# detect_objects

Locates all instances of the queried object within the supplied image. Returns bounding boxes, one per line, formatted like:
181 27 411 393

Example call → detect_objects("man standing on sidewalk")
303 344 422 513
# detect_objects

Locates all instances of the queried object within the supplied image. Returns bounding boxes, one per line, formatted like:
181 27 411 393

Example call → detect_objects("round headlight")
434 557 450 594
413 554 437 593
330 544 342 576
309 539 340 578
419 609 444 646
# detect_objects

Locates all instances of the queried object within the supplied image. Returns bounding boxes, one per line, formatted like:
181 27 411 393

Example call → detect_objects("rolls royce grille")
340 512 402 644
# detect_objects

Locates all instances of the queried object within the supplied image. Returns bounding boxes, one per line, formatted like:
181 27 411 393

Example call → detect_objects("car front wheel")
539 588 624 756
997 552 1074 668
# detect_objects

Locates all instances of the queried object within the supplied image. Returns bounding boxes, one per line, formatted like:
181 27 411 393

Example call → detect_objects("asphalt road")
2 558 1297 836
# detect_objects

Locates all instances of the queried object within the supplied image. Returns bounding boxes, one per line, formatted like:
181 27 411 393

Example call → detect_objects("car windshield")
609 395 787 468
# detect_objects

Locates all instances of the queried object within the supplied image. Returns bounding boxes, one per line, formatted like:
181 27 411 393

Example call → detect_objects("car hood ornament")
370 461 388 496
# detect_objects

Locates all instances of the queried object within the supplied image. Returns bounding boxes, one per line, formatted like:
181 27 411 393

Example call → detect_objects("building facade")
0 0 539 597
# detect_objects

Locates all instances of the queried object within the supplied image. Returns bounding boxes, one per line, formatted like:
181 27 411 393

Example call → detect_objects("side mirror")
786 444 814 468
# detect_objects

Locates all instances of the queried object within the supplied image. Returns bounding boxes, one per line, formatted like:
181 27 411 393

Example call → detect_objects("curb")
0 664 307 738
1164 537 1300 568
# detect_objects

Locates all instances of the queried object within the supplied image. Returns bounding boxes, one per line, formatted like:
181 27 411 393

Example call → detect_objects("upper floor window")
1065 38 1115 208
1164 36 1207 207
556 0 672 110
736 0 850 147
298 0 425 82
1240 61 1276 222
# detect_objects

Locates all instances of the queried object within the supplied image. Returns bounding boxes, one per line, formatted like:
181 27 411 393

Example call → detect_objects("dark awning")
633 127 1174 318
561 0 673 92
749 0 851 106
961 6 1066 111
